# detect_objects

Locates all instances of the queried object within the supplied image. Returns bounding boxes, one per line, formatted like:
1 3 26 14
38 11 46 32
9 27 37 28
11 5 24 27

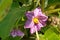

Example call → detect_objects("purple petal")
34 8 41 17
39 20 46 26
33 8 48 21
24 20 34 28
38 13 48 21
36 25 41 31
35 23 43 31
10 30 17 37
30 26 37 34
38 22 43 27
10 29 24 37
17 30 24 37
26 11 34 20
30 23 42 34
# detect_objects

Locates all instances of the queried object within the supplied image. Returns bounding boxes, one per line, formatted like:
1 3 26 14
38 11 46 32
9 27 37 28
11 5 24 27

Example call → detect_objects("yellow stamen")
33 18 39 24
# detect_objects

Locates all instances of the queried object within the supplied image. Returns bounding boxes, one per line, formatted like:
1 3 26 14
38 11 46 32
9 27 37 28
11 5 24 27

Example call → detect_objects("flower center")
33 18 39 24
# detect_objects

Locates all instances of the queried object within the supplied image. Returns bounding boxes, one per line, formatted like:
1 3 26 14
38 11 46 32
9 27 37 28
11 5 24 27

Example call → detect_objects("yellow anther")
33 18 39 24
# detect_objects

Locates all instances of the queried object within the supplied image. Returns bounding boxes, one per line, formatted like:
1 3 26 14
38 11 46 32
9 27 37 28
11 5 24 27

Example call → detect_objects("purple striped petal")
35 23 43 31
30 26 37 34
37 22 43 27
11 29 24 37
34 8 41 17
17 30 24 37
38 13 48 21
39 20 46 26
10 30 17 37
26 11 34 20
24 20 34 28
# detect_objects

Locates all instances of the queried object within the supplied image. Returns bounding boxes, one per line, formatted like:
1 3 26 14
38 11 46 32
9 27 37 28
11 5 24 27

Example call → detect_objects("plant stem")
45 8 60 15
36 29 39 40
41 0 45 12
16 18 20 29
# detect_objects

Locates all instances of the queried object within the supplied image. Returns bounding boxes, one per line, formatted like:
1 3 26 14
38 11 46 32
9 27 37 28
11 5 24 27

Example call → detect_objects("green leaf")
41 25 50 33
18 0 32 4
59 35 60 40
0 0 12 21
46 0 60 9
5 36 21 40
45 0 60 10
39 34 45 40
18 0 28 4
48 0 60 6
0 1 27 39
44 28 59 40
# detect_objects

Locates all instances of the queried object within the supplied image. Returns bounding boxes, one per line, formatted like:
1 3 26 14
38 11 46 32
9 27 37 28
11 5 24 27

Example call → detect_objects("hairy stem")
36 29 39 40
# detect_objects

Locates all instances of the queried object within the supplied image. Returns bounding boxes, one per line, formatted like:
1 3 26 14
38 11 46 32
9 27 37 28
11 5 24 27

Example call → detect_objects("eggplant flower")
10 29 24 37
24 8 48 34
